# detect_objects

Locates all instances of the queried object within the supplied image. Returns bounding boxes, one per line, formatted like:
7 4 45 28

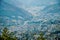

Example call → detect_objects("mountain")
23 3 60 33
41 3 60 13
37 4 60 19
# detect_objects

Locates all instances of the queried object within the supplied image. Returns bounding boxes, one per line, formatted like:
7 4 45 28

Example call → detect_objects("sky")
0 0 60 32
3 0 58 7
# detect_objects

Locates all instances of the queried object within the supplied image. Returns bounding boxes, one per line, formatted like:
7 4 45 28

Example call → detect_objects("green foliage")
0 27 17 40
37 32 46 40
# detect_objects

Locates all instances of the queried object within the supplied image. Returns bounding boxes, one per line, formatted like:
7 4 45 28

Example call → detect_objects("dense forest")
0 27 60 40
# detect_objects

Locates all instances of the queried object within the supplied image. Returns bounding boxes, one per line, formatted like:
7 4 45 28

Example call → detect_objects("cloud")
18 16 24 19
49 2 58 5
24 6 45 16
11 16 15 18
12 19 17 22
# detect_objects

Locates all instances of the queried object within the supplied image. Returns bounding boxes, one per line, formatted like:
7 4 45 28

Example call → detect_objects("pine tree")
0 27 17 40
37 32 46 40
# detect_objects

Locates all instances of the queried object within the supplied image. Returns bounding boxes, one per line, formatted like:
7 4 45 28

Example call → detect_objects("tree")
0 27 17 40
37 32 46 40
